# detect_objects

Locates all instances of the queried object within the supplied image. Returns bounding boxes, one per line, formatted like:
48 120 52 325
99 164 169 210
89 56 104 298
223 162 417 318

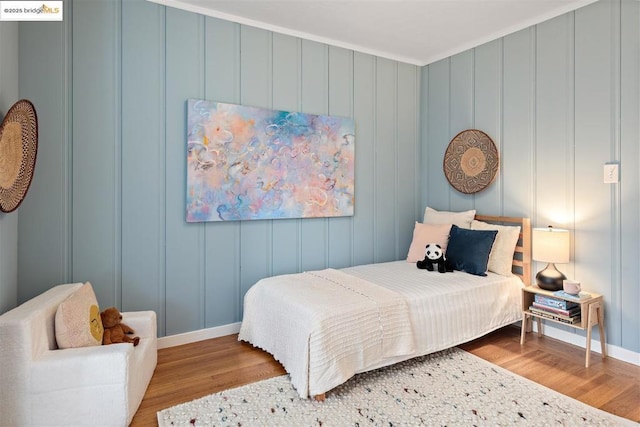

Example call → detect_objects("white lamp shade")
532 227 570 264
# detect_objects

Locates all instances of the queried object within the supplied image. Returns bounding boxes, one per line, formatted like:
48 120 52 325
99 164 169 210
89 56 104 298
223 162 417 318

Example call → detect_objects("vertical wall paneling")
121 0 164 315
17 18 69 302
449 51 473 133
352 53 376 266
536 12 577 329
473 40 502 214
501 28 534 217
536 14 576 227
17 0 418 340
374 58 397 262
164 8 205 335
449 51 475 211
327 46 354 269
0 23 18 109
620 0 640 351
396 63 418 258
425 59 450 210
72 0 120 308
574 1 617 343
15 0 638 354
13 0 636 355
271 33 301 276
423 1 640 352
0 199 17 312
0 22 19 314
419 66 429 214
239 26 273 304
204 18 242 326
204 18 241 105
64 1 73 288
300 40 329 271
16 1 420 336
534 13 575 286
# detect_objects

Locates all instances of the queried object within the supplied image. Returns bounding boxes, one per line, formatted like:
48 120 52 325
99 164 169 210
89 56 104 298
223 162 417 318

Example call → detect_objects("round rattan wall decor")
443 129 498 194
0 99 38 213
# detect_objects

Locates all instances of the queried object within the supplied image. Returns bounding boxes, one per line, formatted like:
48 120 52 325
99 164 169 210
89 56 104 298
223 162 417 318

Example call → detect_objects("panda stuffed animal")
417 243 452 273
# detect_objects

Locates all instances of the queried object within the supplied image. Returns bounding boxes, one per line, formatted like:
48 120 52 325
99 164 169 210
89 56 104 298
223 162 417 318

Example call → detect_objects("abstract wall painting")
186 99 355 222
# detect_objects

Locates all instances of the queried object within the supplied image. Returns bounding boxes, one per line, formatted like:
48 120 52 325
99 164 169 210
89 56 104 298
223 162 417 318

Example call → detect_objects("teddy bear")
100 307 140 346
417 243 452 273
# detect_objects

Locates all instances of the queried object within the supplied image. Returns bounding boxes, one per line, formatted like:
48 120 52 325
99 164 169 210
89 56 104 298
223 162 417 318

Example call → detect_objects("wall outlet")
603 163 619 183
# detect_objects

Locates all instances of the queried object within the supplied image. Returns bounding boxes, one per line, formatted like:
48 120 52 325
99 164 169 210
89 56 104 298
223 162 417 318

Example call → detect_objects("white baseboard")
157 321 640 367
157 322 241 349
531 322 640 366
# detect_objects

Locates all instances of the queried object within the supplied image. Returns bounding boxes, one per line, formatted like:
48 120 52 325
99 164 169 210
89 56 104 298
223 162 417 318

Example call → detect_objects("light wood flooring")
131 326 639 425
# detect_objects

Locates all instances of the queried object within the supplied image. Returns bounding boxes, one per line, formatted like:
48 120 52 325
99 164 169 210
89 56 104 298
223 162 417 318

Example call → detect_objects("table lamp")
532 226 570 291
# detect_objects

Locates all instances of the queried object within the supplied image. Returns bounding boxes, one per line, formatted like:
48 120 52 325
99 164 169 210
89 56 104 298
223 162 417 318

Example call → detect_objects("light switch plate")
604 164 619 183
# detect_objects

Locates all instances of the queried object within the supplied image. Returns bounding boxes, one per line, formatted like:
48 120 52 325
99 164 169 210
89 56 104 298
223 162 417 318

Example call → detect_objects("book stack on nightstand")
529 293 582 325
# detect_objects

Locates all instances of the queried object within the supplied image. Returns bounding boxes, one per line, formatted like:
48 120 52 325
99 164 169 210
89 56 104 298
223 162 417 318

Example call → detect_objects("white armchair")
0 283 157 426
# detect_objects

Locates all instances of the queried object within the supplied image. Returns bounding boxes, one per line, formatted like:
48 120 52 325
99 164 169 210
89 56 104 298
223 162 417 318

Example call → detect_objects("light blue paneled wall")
15 0 638 356
421 0 639 353
16 0 420 337
18 16 71 303
0 22 19 315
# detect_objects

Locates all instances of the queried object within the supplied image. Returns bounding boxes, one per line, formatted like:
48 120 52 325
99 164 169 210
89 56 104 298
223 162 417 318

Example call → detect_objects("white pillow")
423 207 476 228
470 220 521 276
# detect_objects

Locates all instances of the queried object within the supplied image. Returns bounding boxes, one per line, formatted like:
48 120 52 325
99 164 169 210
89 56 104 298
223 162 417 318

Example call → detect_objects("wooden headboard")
474 215 531 286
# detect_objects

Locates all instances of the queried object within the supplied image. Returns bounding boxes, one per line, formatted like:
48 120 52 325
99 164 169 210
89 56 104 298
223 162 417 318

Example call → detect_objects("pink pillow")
55 282 104 349
406 222 452 262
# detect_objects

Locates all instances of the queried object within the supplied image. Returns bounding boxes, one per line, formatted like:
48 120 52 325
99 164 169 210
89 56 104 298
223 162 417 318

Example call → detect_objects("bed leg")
314 393 326 402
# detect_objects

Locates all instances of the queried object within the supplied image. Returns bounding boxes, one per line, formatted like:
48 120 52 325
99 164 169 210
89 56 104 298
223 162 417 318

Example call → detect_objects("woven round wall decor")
0 99 38 213
443 129 498 194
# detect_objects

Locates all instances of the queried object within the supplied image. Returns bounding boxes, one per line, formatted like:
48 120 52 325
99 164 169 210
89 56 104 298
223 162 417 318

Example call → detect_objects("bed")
239 214 531 400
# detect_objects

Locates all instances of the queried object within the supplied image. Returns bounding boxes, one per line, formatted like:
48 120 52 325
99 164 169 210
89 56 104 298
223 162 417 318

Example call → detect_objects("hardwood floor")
131 326 640 425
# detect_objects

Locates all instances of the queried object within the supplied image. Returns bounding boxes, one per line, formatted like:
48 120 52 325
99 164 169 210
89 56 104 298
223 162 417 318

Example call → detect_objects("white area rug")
158 347 636 426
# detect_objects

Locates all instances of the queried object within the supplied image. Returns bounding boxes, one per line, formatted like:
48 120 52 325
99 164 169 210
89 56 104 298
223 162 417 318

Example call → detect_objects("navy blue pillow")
445 225 498 276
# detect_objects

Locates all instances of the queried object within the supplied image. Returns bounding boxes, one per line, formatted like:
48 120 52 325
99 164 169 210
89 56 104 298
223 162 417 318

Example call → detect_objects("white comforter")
238 268 415 398
343 261 523 357
239 261 523 398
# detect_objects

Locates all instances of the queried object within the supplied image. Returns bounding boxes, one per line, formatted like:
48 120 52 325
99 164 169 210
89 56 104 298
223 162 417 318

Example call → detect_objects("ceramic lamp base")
536 263 567 291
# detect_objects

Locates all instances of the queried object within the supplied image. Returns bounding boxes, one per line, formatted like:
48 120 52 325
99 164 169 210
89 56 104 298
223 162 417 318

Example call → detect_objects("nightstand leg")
520 314 527 345
585 303 594 367
596 303 607 360
536 317 542 337
585 300 607 367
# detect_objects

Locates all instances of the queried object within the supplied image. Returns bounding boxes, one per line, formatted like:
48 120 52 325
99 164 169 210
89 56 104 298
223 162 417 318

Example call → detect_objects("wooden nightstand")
520 286 607 367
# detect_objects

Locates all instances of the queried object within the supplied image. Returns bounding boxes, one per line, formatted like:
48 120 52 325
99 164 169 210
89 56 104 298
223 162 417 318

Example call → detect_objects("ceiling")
147 0 597 66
